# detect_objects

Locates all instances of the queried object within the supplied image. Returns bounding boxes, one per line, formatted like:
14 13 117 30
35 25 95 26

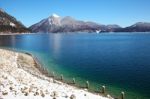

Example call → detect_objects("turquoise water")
0 33 150 99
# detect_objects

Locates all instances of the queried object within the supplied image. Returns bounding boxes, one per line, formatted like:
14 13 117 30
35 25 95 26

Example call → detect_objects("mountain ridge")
0 9 150 33
0 8 30 33
29 14 120 33
115 22 150 32
30 14 150 33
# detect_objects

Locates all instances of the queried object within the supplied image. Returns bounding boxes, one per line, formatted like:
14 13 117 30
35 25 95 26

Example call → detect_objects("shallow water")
0 33 150 99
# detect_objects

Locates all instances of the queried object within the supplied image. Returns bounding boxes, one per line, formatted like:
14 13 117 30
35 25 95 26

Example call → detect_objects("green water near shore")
32 51 149 99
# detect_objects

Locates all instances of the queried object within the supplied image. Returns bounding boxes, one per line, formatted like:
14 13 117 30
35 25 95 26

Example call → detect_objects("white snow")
52 13 60 18
9 22 16 27
48 18 52 25
47 14 61 25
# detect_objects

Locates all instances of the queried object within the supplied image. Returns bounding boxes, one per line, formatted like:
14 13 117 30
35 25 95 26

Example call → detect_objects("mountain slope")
0 8 30 33
30 14 110 33
30 13 150 33
115 22 150 32
30 14 62 33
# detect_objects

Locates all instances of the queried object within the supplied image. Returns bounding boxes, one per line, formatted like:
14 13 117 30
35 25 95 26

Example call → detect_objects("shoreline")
0 32 150 35
0 33 33 35
0 48 112 99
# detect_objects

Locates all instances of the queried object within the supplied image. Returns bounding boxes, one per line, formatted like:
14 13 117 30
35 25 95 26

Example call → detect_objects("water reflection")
50 34 62 57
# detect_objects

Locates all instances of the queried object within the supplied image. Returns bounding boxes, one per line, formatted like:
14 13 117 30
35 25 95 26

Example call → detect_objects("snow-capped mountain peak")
30 14 103 33
30 14 122 33
51 13 60 18
47 14 61 26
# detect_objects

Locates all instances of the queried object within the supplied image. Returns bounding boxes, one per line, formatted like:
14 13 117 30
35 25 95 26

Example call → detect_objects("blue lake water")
0 33 150 99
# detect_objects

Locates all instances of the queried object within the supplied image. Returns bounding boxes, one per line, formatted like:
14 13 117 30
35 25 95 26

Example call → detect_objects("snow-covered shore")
0 49 112 99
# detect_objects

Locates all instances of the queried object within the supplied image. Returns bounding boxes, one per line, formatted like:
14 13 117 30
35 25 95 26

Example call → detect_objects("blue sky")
0 0 150 27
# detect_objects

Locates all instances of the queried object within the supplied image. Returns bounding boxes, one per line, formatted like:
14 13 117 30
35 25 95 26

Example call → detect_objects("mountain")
30 14 150 33
106 24 121 32
115 22 150 32
30 14 61 33
30 14 112 33
0 8 30 33
1 8 149 33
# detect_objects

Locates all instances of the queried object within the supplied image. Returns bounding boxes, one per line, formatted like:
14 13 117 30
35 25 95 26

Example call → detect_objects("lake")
0 32 150 99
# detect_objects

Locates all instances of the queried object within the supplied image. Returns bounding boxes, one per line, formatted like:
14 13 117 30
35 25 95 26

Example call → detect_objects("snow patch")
10 22 16 27
48 18 52 25
52 13 60 18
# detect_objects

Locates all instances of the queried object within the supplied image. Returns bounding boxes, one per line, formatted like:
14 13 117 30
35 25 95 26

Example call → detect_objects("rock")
9 87 13 90
51 91 58 98
45 89 49 94
29 87 33 92
65 95 68 98
107 94 113 99
35 91 39 95
14 91 17 95
41 93 45 97
21 88 24 93
70 94 76 99
24 86 28 90
40 90 45 97
9 81 13 85
34 93 36 96
24 92 28 96
2 90 8 95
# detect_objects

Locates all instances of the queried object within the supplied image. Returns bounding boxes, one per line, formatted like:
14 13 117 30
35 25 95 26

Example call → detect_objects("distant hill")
115 22 150 32
0 8 30 33
29 14 120 33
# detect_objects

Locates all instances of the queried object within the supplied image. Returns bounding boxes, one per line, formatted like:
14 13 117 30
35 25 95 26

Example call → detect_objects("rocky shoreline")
0 49 112 99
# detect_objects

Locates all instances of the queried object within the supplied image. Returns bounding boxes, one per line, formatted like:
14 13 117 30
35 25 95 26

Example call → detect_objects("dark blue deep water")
0 33 150 99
